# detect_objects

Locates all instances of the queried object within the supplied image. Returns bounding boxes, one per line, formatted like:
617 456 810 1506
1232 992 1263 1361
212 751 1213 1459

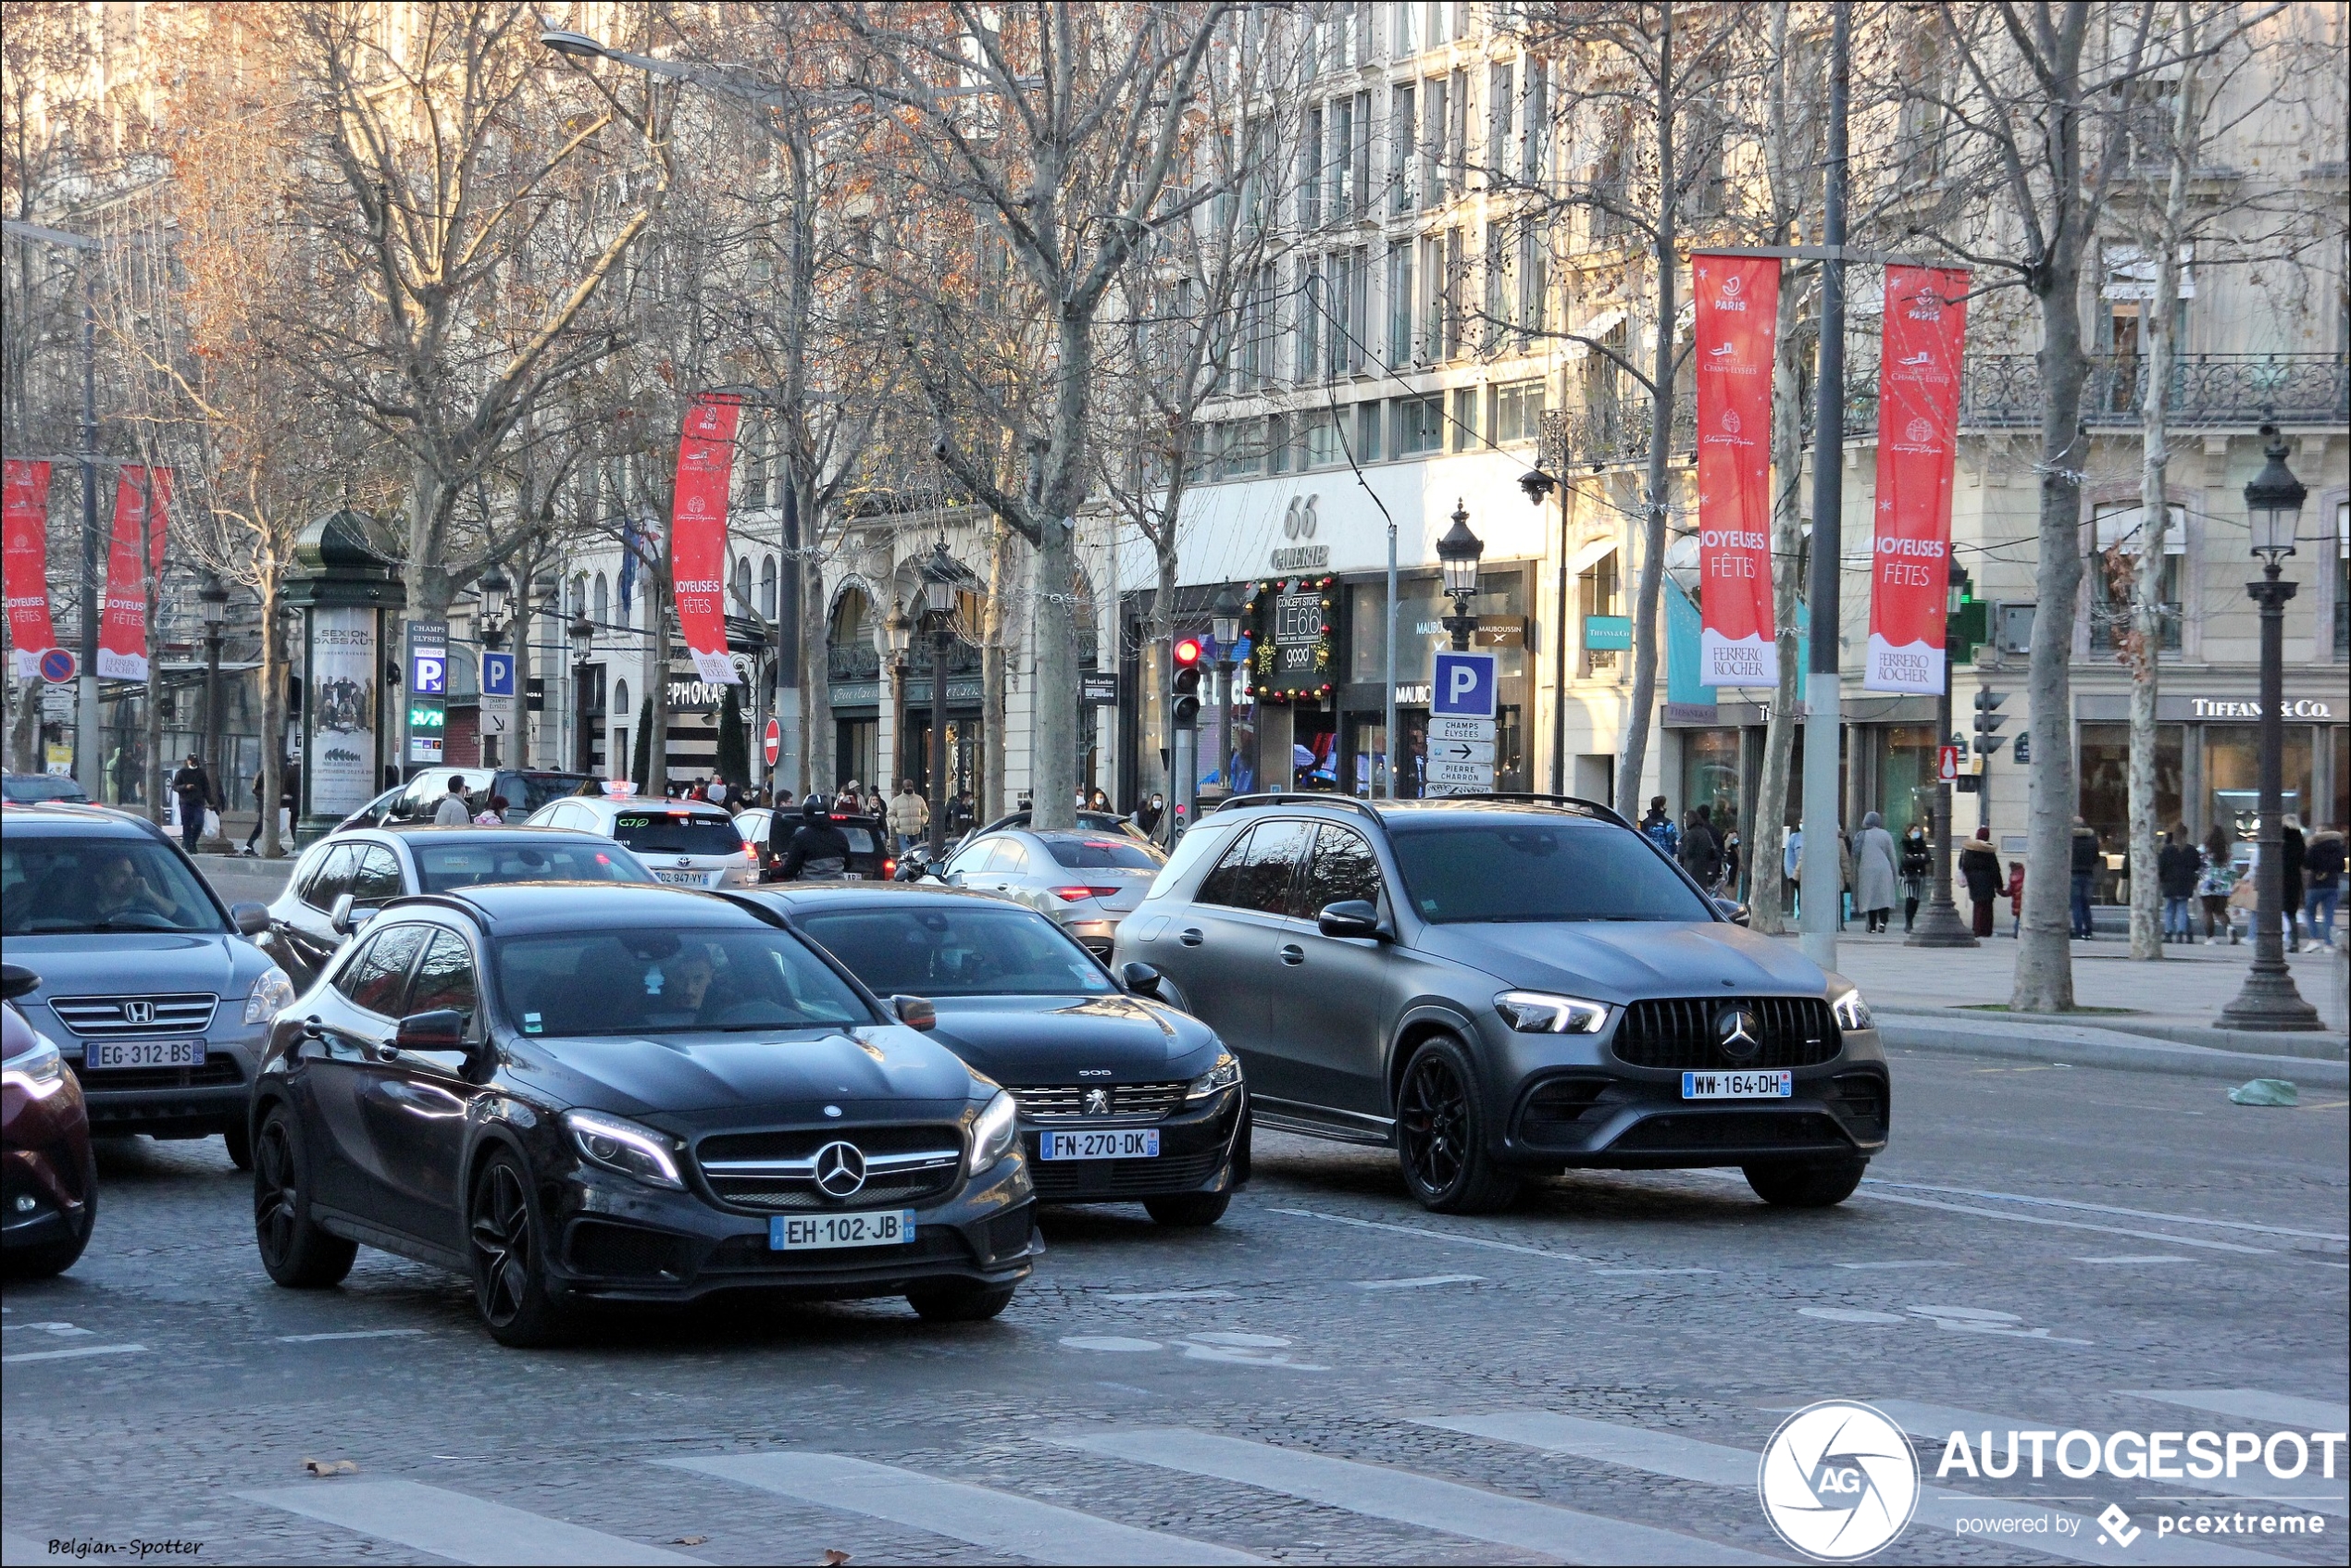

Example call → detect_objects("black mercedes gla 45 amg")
247 883 1038 1345
1113 795 1888 1214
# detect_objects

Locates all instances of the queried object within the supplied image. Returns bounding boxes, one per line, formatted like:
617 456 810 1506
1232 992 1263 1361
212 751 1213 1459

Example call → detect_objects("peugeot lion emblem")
1715 1006 1762 1062
812 1140 867 1198
123 999 155 1027
1083 1088 1113 1116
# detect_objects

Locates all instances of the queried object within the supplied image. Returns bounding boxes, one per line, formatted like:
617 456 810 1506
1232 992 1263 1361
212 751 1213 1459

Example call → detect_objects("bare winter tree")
841 1 1231 831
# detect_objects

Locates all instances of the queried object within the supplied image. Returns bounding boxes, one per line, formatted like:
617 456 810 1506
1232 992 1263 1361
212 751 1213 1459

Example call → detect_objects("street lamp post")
477 567 508 767
883 602 912 795
1211 586 1241 803
2219 426 2322 1031
1520 467 1565 793
1909 560 1977 946
918 540 964 862
567 610 594 778
1437 502 1485 653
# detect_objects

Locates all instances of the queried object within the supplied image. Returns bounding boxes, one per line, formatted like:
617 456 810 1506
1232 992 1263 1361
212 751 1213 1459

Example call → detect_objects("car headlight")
1184 1050 1242 1101
1831 988 1873 1031
563 1109 685 1190
966 1089 1018 1175
2 1033 69 1100
244 965 298 1025
1494 990 1610 1035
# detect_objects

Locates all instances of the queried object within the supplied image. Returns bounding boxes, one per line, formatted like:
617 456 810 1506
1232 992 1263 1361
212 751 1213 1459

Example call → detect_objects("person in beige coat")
887 780 929 855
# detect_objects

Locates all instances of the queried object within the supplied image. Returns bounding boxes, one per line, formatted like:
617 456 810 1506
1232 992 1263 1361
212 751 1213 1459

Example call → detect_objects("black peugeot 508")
743 886 1247 1226
247 883 1038 1346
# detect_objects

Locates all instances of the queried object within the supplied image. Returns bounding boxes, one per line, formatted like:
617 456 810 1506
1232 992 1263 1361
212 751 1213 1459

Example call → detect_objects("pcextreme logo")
1758 1400 1921 1561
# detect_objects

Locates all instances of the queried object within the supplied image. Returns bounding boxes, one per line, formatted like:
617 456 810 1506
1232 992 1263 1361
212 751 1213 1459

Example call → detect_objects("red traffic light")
1173 637 1202 669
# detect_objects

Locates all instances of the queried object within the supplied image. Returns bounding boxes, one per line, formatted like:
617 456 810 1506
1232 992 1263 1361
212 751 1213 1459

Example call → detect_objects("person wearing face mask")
1133 790 1165 839
1897 820 1932 933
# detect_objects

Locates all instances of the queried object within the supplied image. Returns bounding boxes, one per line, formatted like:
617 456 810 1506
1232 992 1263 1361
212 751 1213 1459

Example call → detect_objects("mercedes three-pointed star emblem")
1715 1005 1762 1062
812 1140 867 1198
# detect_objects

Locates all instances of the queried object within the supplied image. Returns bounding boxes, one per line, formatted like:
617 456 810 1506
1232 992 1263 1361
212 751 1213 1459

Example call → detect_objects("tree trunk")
801 536 830 798
9 676 40 773
1027 310 1092 833
648 566 673 799
1149 538 1181 806
982 517 1013 822
1615 12 1674 821
1751 272 1807 933
258 575 284 857
2011 258 2090 1013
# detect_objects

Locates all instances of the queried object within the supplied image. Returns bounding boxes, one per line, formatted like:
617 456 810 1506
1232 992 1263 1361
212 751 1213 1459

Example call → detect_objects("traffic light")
1972 689 2008 757
1171 637 1202 728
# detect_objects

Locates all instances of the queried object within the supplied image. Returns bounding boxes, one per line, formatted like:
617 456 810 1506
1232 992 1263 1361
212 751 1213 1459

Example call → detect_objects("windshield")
415 840 655 893
797 904 1115 998
496 928 871 1036
4 776 88 803
0 834 225 935
510 773 594 812
1039 835 1164 870
608 811 746 856
1388 821 1715 924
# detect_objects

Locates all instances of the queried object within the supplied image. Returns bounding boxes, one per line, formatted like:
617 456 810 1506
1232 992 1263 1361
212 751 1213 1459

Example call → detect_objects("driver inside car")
88 849 185 926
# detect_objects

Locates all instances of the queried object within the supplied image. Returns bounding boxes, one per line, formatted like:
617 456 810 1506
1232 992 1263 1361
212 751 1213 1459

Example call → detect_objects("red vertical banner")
5 459 57 679
1865 267 1970 693
1693 255 1780 686
670 396 742 685
95 466 173 681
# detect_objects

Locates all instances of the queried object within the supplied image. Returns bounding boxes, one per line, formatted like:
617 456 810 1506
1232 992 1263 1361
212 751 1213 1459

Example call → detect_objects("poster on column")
1692 255 1778 687
1865 266 1970 694
670 394 741 686
94 466 173 680
308 606 379 817
4 459 56 678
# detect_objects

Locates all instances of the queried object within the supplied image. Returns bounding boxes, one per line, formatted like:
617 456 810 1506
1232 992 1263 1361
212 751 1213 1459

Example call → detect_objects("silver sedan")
939 828 1167 955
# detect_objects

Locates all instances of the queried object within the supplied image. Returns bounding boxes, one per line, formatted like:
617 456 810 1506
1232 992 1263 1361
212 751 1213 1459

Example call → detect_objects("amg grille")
1010 1081 1187 1120
1027 1147 1225 1199
693 1124 963 1213
697 1124 962 1164
67 1056 243 1092
1611 997 1839 1071
49 993 218 1037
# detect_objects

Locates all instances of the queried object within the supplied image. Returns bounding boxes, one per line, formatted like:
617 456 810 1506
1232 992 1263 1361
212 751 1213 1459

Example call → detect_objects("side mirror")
394 1008 466 1051
1316 900 1384 940
230 901 270 937
926 859 947 880
891 994 937 1031
1713 897 1751 927
330 893 380 937
1120 961 1164 999
0 963 40 1002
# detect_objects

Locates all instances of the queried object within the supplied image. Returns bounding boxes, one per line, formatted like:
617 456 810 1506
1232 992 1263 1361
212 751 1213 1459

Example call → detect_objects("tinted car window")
1196 820 1311 915
947 839 999 877
496 928 869 1036
992 839 1032 874
1040 835 1164 870
799 905 1114 998
414 840 652 892
502 772 594 813
352 845 405 902
342 923 429 1015
405 929 479 1021
1389 821 1716 923
3 775 88 803
0 834 224 935
608 811 745 855
303 844 359 912
1298 825 1384 917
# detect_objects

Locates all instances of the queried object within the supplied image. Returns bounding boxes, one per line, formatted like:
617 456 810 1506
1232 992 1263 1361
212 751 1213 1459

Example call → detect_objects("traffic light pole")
1909 560 1975 947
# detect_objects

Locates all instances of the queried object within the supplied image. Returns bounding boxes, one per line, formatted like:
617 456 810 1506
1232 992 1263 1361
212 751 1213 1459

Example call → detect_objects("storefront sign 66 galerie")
1243 572 1337 703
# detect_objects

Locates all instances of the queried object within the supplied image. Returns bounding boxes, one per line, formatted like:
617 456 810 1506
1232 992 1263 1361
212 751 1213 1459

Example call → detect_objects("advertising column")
1691 256 1780 689
1864 267 1970 693
306 607 379 821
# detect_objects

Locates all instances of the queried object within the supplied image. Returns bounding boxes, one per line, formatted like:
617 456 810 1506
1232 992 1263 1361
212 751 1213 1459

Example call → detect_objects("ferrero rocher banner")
1692 255 1780 687
1865 266 1970 694
4 459 57 678
670 395 741 686
95 466 173 681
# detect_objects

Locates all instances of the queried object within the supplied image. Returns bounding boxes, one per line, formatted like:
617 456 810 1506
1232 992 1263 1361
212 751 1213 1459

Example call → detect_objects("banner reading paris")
1692 255 1779 687
4 459 57 679
94 466 174 681
670 395 741 686
1865 266 1970 693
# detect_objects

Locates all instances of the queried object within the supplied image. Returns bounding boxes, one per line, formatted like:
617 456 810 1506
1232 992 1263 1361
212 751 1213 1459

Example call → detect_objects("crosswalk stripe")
1419 1411 2292 1567
237 1479 703 1566
1051 1426 1775 1565
1872 1400 2347 1518
2121 1389 2351 1430
1 1342 147 1364
662 1451 1262 1566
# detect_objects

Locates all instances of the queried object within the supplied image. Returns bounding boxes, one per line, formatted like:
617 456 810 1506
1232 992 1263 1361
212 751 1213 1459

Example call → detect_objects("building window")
593 573 609 629
1387 240 1414 366
2335 499 2347 656
1486 60 1513 187
1450 386 1478 452
1356 401 1384 462
2089 502 2184 653
1494 379 1545 444
1269 414 1291 474
760 558 777 620
1300 105 1323 228
1388 83 1415 215
1579 550 1621 675
1396 392 1443 456
1220 417 1263 480
1521 56 1548 183
1299 257 1325 380
1304 409 1340 468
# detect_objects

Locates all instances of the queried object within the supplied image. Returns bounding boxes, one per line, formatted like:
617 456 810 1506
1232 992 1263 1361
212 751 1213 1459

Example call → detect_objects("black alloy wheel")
468 1151 569 1347
252 1106 356 1288
1743 1157 1868 1208
906 1281 1016 1323
1395 1036 1519 1214
1143 1191 1231 1227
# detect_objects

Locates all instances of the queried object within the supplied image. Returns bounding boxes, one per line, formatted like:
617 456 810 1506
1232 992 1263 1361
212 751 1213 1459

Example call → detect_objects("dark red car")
3 963 95 1277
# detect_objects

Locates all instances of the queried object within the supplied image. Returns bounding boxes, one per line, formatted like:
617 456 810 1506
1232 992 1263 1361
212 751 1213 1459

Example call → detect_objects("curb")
1877 1007 2347 1064
1879 1016 2350 1088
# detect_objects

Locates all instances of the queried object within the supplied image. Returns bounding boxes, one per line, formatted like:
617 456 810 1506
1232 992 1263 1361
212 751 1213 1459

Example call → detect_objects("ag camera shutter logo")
1758 1400 1920 1561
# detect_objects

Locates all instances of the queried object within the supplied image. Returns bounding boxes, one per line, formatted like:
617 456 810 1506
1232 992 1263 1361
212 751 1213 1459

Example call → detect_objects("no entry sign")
763 716 782 767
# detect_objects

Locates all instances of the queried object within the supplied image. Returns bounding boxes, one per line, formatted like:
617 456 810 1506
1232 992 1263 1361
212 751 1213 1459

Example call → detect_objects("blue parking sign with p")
481 652 515 698
1431 650 1498 719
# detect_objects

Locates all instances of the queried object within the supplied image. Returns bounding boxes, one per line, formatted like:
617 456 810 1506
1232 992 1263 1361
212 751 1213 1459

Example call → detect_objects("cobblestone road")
6 1048 2345 1565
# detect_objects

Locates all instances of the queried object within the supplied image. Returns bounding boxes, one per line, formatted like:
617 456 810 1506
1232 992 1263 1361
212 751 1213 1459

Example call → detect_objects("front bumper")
542 1154 1041 1305
1022 1087 1244 1202
61 1034 260 1137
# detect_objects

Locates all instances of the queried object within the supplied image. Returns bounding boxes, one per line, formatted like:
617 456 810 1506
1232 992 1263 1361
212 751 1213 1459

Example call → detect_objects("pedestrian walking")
1837 828 1855 931
2007 857 2027 938
1959 827 2001 939
2282 815 2307 951
1853 812 1899 934
1720 825 1742 895
2303 824 2343 949
432 774 472 825
2197 824 2236 943
949 790 976 836
241 765 269 855
1783 825 1803 921
1134 791 1165 839
1897 822 1932 933
169 753 215 853
2157 827 2200 943
1678 808 1723 893
888 779 929 856
473 793 509 827
2069 816 2102 940
1639 796 1680 857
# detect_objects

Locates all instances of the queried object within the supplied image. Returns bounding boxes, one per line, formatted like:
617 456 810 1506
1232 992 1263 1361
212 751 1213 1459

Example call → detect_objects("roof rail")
1212 792 1385 825
1450 791 1634 829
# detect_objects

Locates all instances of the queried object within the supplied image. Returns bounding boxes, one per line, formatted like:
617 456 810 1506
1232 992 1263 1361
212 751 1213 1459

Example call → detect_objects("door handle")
1179 927 1204 947
372 1043 400 1064
300 1015 325 1040
1279 943 1305 965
